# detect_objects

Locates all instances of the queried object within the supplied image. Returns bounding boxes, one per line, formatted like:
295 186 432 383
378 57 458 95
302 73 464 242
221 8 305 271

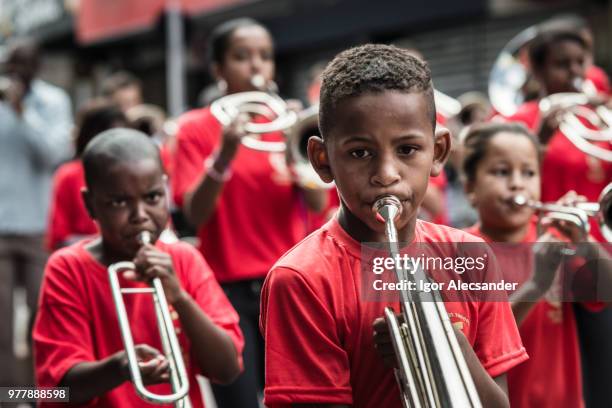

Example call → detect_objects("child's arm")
60 345 169 404
510 232 566 324
131 244 241 384
172 292 241 383
373 318 510 408
183 114 246 228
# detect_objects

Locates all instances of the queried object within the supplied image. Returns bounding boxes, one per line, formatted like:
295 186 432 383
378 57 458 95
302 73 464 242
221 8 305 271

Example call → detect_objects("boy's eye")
350 149 372 159
146 192 164 204
109 198 127 208
397 145 417 156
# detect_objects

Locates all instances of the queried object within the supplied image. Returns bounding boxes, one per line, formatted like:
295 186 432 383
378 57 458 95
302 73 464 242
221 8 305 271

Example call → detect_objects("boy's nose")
371 158 401 187
130 201 150 223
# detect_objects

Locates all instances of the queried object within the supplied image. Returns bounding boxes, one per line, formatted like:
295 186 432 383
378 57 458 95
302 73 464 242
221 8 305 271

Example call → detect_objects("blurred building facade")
0 0 610 112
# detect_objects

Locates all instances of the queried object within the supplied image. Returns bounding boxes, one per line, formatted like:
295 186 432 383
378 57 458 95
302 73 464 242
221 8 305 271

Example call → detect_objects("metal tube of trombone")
108 231 191 407
373 196 481 408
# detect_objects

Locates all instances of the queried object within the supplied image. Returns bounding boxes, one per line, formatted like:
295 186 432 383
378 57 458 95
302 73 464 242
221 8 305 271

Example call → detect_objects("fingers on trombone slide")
133 344 171 385
373 315 404 369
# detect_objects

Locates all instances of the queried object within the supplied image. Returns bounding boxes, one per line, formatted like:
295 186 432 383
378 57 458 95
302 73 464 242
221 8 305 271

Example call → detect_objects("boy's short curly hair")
319 44 436 138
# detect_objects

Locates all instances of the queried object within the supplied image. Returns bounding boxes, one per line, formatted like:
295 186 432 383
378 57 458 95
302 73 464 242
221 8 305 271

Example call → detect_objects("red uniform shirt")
46 160 97 251
172 107 308 283
260 218 528 407
34 240 243 408
503 101 612 242
465 223 595 408
587 65 611 96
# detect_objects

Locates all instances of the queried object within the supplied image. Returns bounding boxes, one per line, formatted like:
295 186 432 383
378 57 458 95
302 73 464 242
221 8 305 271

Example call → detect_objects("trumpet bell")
599 183 612 242
285 104 334 190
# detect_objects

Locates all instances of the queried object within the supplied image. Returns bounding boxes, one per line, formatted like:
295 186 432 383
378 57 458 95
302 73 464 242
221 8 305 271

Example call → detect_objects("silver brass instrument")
489 26 612 161
108 231 191 407
539 92 612 162
433 89 462 121
285 103 333 190
374 196 481 408
512 182 612 242
210 74 297 152
488 25 539 117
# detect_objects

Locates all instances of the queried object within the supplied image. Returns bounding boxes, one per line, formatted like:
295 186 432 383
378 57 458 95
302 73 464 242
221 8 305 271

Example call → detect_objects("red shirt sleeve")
33 251 97 388
473 300 529 378
171 110 218 208
47 165 77 251
260 266 353 406
171 242 244 373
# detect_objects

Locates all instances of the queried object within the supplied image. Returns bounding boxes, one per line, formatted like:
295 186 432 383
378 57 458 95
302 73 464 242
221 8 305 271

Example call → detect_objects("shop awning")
77 0 248 44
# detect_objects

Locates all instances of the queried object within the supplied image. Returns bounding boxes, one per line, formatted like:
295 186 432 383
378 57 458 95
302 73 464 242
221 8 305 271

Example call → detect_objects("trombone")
512 182 612 242
374 196 481 408
108 231 191 407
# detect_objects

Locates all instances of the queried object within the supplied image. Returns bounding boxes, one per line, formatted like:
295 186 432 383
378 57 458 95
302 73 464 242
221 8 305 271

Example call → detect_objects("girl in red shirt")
172 18 326 408
462 122 610 407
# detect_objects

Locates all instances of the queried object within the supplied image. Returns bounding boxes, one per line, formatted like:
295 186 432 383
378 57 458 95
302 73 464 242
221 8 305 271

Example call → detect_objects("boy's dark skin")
60 136 240 404
304 90 510 408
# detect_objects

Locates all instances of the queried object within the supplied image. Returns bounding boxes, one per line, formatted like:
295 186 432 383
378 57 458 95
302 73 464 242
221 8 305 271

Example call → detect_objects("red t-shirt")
46 160 97 251
260 217 528 407
503 101 612 242
587 65 611 96
172 107 308 283
465 223 592 408
34 240 243 408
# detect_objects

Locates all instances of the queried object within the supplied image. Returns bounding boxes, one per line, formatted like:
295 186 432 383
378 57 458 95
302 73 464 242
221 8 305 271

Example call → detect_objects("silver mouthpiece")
512 195 528 207
139 231 152 245
250 74 266 91
373 195 402 222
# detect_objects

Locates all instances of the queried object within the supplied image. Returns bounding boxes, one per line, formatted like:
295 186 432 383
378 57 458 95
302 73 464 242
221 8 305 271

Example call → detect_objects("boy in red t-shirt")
260 44 528 407
34 129 243 407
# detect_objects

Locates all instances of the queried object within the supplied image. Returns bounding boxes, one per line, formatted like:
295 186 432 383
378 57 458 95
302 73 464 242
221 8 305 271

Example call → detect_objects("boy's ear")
430 126 452 177
307 136 334 183
81 187 96 220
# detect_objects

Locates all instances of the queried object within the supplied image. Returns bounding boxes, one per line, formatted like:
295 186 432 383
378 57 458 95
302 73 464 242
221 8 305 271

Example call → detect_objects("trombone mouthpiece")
138 231 152 245
373 195 402 223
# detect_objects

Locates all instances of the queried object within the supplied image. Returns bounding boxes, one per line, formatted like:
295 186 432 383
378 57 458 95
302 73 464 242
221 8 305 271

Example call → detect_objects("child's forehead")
93 158 164 191
330 91 433 135
487 133 538 159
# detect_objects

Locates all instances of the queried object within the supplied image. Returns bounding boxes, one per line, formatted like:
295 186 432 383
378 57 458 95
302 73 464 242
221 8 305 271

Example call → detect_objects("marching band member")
260 44 527 408
171 18 326 408
462 122 611 408
34 129 243 407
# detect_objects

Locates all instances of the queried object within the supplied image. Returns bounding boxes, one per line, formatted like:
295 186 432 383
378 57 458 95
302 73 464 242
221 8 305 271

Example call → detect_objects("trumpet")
374 196 481 408
108 231 191 407
210 74 297 152
511 182 612 242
